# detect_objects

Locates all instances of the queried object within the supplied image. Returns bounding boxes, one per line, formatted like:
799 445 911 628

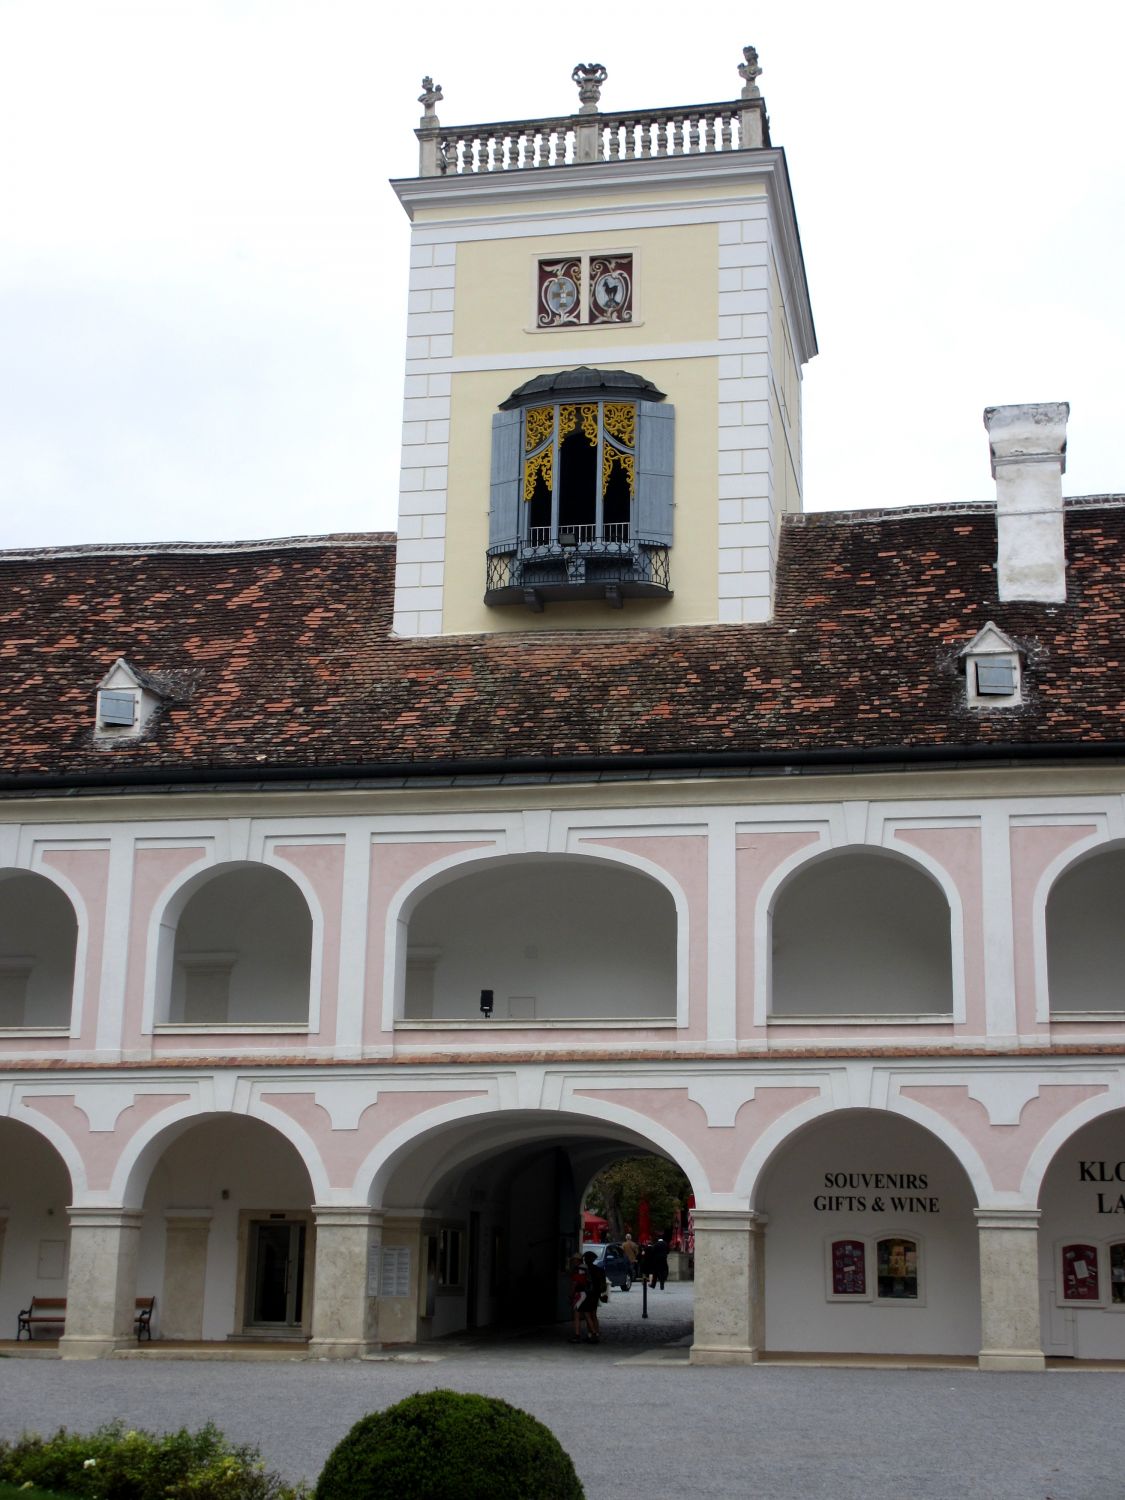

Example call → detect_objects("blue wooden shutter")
489 409 523 551
634 402 675 546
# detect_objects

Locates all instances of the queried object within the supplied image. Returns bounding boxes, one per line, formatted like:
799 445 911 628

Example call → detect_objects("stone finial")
571 63 608 114
738 45 762 99
418 76 443 127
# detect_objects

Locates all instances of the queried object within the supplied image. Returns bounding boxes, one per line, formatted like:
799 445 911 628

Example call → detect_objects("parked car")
580 1241 634 1290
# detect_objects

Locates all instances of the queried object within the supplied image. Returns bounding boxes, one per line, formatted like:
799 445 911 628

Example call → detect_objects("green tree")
584 1156 691 1241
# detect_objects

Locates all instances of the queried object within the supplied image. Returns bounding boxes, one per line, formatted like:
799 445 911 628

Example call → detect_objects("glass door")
247 1220 306 1330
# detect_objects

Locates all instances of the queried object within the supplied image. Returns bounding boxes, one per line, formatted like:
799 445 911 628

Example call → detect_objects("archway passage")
1038 1109 1125 1358
756 1110 979 1355
0 871 78 1028
404 856 677 1022
1047 848 1125 1013
0 1119 74 1337
771 850 953 1017
374 1110 695 1349
136 1115 315 1343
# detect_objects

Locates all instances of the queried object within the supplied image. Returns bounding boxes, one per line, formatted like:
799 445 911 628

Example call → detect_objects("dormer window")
97 689 138 727
486 367 674 610
94 658 166 740
960 622 1022 708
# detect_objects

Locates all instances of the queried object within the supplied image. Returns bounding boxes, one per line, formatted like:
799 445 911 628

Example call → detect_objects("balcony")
485 527 671 611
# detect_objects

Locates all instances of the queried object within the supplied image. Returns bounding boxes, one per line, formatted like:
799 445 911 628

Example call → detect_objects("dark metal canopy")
499 367 666 409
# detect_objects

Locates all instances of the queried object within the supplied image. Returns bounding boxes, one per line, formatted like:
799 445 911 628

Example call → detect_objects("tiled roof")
2 503 1124 786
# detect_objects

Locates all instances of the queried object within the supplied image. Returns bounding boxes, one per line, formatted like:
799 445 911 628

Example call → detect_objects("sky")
0 0 1122 549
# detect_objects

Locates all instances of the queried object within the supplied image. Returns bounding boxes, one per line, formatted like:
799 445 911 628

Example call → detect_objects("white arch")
1021 1081 1125 1206
110 1094 330 1208
2 1093 86 1198
0 861 88 1040
142 854 323 1033
1032 830 1124 1023
754 838 966 1026
357 1093 710 1208
735 1093 993 1207
382 846 691 1030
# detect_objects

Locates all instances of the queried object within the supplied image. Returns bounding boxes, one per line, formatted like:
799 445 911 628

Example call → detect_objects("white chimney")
983 402 1069 603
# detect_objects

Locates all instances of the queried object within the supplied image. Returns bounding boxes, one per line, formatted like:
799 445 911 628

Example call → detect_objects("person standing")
649 1236 669 1290
581 1250 607 1342
568 1254 588 1342
621 1232 639 1275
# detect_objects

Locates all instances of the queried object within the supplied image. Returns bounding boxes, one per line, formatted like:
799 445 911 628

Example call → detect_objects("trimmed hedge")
315 1390 584 1500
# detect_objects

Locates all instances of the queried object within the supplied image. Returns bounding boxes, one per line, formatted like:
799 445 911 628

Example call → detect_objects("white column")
980 806 1018 1041
333 830 372 1058
95 833 137 1058
308 1206 380 1358
690 1208 766 1365
976 1207 1045 1371
59 1207 142 1358
706 811 738 1048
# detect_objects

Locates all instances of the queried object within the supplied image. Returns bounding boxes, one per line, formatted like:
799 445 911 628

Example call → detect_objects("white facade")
1 54 1123 1369
2 781 1125 1364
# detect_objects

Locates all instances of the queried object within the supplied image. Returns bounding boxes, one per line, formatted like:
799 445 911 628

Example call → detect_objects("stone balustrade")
418 98 769 177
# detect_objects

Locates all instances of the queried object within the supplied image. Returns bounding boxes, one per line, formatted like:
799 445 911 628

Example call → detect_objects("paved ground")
2 1283 1123 1500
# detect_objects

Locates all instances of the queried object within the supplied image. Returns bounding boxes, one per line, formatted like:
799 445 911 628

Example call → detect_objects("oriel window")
522 401 635 545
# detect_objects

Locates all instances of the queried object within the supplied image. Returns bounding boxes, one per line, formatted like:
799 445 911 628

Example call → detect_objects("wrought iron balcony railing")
485 540 671 611
527 522 631 548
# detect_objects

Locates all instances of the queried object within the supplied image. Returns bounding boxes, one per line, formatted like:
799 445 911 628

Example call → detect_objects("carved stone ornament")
418 76 443 123
738 45 762 99
571 62 608 114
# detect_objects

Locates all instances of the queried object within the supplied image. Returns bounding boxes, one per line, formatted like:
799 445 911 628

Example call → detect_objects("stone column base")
59 1207 144 1360
690 1208 766 1365
307 1336 380 1360
59 1335 132 1359
975 1208 1045 1374
978 1349 1046 1372
308 1206 380 1356
689 1344 761 1367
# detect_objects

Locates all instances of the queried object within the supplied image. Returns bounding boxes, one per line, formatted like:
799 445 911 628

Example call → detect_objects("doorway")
245 1218 306 1331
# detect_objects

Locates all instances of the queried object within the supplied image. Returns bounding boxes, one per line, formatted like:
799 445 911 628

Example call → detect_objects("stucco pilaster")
689 1208 766 1365
59 1207 143 1358
308 1206 380 1358
976 1208 1045 1371
161 1212 212 1340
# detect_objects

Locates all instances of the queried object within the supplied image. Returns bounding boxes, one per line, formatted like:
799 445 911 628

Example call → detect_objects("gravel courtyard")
2 1285 1121 1500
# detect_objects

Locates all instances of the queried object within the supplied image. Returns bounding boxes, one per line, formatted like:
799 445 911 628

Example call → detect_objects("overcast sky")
1 1 1122 549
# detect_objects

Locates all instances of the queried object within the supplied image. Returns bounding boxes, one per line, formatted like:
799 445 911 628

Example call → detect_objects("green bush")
0 1485 72 1500
0 1421 308 1500
315 1390 584 1500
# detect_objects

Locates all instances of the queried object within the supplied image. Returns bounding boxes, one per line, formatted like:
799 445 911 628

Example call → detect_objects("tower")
391 49 816 637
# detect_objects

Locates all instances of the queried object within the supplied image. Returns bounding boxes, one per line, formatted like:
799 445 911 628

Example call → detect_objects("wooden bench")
16 1295 156 1342
16 1295 67 1340
134 1295 155 1341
